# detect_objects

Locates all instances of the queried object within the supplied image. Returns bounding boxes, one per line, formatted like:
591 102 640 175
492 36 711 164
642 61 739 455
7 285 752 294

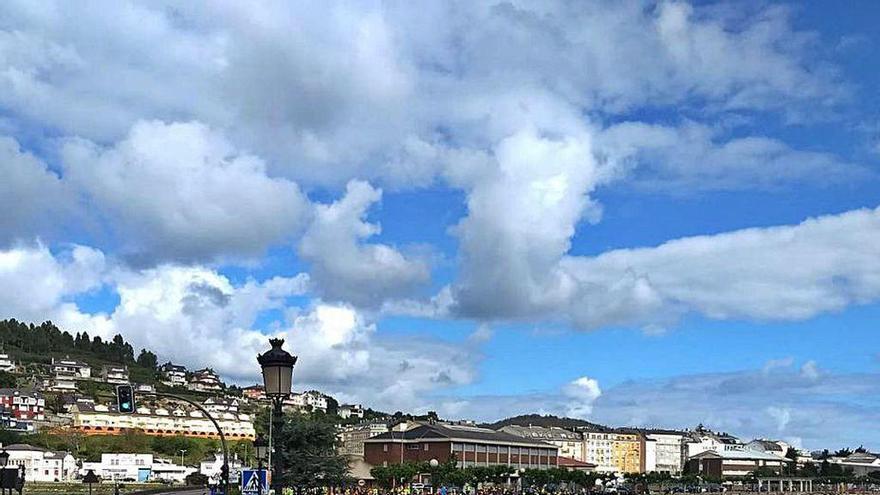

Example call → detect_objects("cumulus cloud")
299 180 430 307
446 204 880 329
61 120 310 263
0 243 478 411
563 376 603 418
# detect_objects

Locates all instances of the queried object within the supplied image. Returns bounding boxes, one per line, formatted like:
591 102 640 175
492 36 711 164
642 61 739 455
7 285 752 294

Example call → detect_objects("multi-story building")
686 445 790 479
746 439 790 456
644 430 688 474
0 353 16 372
286 391 328 412
338 403 365 420
611 430 645 474
70 402 255 440
102 365 129 384
4 444 76 482
338 421 390 455
159 363 187 388
187 368 223 393
364 421 558 470
500 425 584 461
203 397 240 415
80 453 196 483
576 427 616 473
45 378 77 393
0 389 45 422
685 426 741 458
51 357 91 379
830 451 880 477
242 385 265 401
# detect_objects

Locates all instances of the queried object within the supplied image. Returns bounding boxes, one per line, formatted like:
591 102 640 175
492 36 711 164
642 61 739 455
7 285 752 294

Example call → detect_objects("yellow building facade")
611 432 644 474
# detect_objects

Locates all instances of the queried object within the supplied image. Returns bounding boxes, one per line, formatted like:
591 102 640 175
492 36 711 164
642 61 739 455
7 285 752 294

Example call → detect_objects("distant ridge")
482 414 610 431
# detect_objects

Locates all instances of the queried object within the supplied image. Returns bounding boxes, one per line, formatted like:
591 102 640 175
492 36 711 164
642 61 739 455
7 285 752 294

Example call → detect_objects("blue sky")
1 0 879 450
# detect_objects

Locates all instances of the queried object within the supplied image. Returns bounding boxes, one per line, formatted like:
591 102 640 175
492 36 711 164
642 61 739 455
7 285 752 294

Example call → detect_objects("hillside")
483 413 609 431
0 318 160 385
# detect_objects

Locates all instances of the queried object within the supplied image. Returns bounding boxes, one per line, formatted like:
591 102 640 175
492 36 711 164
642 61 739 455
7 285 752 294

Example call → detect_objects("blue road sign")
241 469 269 495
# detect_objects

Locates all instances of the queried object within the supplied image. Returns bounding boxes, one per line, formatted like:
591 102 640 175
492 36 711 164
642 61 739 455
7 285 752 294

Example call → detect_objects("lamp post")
179 449 187 468
254 435 270 495
0 449 8 495
258 338 297 494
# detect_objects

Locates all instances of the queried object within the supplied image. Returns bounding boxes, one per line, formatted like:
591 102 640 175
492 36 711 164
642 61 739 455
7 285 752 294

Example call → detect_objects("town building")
204 397 240 415
101 365 129 384
241 385 265 401
686 445 790 479
70 402 255 440
500 425 584 462
80 453 196 483
0 389 45 422
644 430 688 474
286 390 328 412
747 439 792 457
339 421 390 455
187 368 223 393
685 426 741 457
829 451 880 476
159 363 187 388
575 427 617 473
200 453 245 484
558 456 597 472
364 421 559 470
611 430 645 474
135 383 155 394
3 444 76 482
339 403 365 420
51 357 91 380
0 353 16 372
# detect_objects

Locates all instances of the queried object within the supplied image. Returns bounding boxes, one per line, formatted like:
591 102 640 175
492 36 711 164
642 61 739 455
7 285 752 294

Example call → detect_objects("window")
476 445 487 453
453 443 464 452
424 444 430 451
383 444 389 452
407 444 420 450
488 445 498 454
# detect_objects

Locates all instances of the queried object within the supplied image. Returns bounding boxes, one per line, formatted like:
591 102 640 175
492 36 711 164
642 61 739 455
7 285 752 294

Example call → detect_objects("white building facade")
4 444 76 482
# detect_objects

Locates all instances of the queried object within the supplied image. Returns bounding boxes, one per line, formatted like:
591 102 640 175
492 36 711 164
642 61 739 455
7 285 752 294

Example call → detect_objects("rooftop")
366 422 557 448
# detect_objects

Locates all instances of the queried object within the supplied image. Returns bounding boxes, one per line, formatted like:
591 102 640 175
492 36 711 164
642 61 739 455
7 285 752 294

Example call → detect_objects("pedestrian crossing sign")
241 469 268 494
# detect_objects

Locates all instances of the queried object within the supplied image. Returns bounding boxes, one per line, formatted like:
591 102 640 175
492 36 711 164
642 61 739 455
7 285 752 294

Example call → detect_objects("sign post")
241 469 269 495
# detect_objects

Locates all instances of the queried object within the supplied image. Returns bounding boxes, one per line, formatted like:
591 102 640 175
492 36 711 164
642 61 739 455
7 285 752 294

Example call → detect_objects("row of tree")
0 318 158 368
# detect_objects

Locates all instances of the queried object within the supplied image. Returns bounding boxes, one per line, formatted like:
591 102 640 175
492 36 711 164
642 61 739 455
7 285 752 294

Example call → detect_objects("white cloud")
61 120 310 263
0 243 479 411
597 121 870 191
801 360 820 380
298 180 430 307
447 204 880 329
563 376 603 418
766 406 792 432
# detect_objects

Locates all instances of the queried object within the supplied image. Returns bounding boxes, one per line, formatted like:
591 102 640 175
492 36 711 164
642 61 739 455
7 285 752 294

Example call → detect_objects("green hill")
483 413 609 431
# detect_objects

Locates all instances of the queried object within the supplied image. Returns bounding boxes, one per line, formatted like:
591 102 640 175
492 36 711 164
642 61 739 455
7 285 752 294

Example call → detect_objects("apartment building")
500 425 584 461
80 453 196 483
576 427 616 473
187 368 223 393
0 353 15 372
70 402 255 439
686 445 790 479
101 365 129 384
0 389 45 422
685 426 741 457
3 444 76 482
364 422 558 470
644 430 688 474
286 390 328 412
338 421 390 455
242 385 265 401
612 431 645 474
159 363 187 388
51 357 91 379
203 397 240 415
339 403 365 420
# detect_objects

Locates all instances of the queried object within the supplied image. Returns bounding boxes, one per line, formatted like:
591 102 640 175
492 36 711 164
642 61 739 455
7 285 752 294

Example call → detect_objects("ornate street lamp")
257 338 296 493
0 450 8 468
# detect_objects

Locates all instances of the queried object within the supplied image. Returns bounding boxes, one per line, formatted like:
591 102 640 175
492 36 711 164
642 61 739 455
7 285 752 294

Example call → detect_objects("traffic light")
116 384 135 414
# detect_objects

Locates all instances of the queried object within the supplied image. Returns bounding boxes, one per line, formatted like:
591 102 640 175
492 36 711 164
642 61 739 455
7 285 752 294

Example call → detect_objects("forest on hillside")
0 319 159 379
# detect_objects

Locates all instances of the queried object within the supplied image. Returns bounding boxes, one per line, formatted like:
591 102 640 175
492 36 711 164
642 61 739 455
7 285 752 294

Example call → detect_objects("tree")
136 349 158 369
186 472 209 486
784 447 798 475
0 371 17 388
276 413 350 490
